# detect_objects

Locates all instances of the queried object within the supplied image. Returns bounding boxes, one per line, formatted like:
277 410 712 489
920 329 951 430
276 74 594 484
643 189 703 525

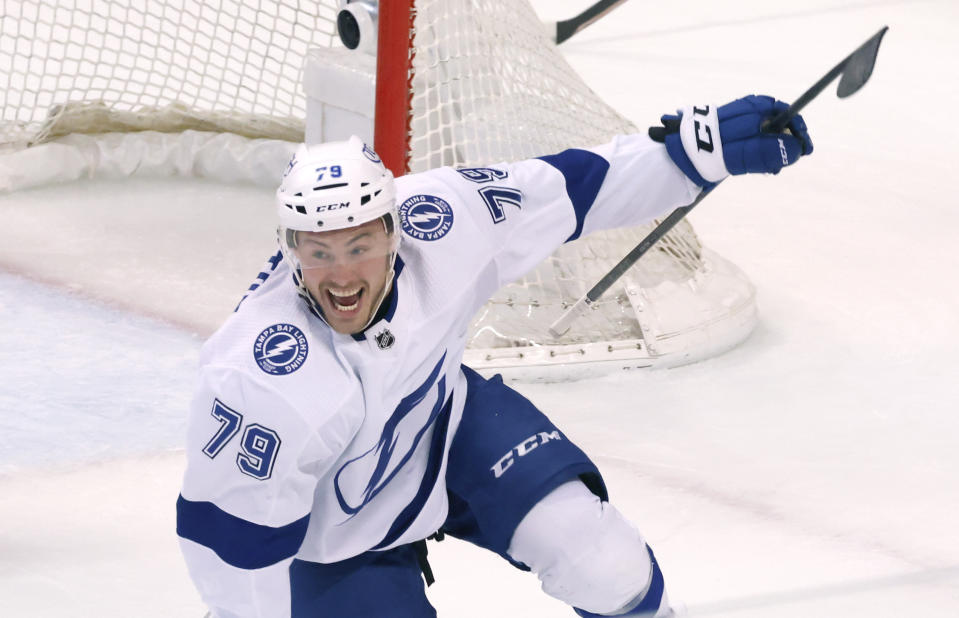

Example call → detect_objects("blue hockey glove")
649 94 813 188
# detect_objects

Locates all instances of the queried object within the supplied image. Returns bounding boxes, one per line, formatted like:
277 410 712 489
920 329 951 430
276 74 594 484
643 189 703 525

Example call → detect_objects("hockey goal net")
0 0 756 379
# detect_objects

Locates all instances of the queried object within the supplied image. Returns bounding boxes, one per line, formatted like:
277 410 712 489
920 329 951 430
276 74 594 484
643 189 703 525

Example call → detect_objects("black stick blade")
837 26 889 98
763 25 889 132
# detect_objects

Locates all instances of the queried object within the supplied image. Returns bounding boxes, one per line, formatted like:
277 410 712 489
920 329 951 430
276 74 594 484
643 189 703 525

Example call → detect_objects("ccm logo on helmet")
317 202 350 212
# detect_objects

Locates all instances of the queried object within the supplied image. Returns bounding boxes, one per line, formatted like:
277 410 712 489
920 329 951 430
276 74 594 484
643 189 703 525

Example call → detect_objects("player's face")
294 219 395 334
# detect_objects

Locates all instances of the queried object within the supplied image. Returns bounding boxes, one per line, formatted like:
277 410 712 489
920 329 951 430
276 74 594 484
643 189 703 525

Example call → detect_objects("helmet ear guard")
284 227 299 250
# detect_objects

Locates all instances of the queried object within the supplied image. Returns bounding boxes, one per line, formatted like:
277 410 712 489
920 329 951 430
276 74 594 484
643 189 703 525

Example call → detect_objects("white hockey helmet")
276 135 397 234
276 136 400 328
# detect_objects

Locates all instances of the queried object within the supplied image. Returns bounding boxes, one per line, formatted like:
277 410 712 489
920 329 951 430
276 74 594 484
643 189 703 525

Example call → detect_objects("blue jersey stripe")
537 149 610 242
235 251 284 312
176 495 309 570
383 256 405 322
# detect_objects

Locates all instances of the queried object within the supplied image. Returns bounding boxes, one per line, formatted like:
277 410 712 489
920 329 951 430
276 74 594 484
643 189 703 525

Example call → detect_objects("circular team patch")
362 142 381 163
398 194 454 241
253 323 309 375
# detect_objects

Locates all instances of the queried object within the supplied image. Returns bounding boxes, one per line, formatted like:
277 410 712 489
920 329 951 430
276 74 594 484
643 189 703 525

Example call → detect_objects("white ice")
2 0 958 616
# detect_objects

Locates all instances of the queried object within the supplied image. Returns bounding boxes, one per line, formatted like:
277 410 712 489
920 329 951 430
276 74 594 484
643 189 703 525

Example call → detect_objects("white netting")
406 0 755 371
0 0 333 147
0 0 757 375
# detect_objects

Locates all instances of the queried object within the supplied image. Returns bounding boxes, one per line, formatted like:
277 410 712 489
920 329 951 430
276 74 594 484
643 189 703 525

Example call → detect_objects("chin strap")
354 254 397 332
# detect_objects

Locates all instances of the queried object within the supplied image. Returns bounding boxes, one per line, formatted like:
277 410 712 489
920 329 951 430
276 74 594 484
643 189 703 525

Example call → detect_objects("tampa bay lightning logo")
398 194 454 241
253 323 309 375
283 152 297 177
362 142 381 163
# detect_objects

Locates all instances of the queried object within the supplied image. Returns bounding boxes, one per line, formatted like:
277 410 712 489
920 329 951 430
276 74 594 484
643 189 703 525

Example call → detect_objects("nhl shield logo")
375 329 395 350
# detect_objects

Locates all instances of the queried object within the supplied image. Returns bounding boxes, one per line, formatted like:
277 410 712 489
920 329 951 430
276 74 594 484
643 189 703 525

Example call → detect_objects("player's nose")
326 261 358 286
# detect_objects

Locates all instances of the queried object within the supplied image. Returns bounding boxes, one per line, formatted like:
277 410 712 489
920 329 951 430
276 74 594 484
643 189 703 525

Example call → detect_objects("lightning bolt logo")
406 211 446 225
264 336 297 359
283 153 297 177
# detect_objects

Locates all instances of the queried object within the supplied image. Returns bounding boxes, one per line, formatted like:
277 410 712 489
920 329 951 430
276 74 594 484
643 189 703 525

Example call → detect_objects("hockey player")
177 95 812 617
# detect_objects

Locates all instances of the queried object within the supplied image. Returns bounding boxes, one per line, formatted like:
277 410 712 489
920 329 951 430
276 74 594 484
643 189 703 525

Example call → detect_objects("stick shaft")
584 196 705 303
555 0 630 44
547 188 711 338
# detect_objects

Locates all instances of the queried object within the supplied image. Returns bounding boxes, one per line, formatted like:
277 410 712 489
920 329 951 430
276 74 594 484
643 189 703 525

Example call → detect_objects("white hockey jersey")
177 133 701 617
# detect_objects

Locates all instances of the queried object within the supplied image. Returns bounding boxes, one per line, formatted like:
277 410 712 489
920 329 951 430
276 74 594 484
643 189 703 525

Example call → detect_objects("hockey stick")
550 0 631 45
548 26 889 338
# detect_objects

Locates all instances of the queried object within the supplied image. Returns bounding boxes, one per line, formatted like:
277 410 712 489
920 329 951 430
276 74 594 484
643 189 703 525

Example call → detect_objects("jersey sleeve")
176 365 353 618
445 132 702 297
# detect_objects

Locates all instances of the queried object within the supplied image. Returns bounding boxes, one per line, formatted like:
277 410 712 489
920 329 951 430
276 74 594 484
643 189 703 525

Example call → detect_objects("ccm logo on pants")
491 431 562 478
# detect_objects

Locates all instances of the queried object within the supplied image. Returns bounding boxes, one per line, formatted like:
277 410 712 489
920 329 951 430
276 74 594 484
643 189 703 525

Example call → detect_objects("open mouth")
326 286 363 312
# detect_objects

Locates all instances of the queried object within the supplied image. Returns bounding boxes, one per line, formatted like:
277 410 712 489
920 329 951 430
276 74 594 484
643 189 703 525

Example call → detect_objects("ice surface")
0 272 199 472
1 1 958 616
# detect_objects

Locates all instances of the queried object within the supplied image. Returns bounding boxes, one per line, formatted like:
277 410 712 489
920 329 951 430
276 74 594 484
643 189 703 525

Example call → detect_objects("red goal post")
374 0 416 178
